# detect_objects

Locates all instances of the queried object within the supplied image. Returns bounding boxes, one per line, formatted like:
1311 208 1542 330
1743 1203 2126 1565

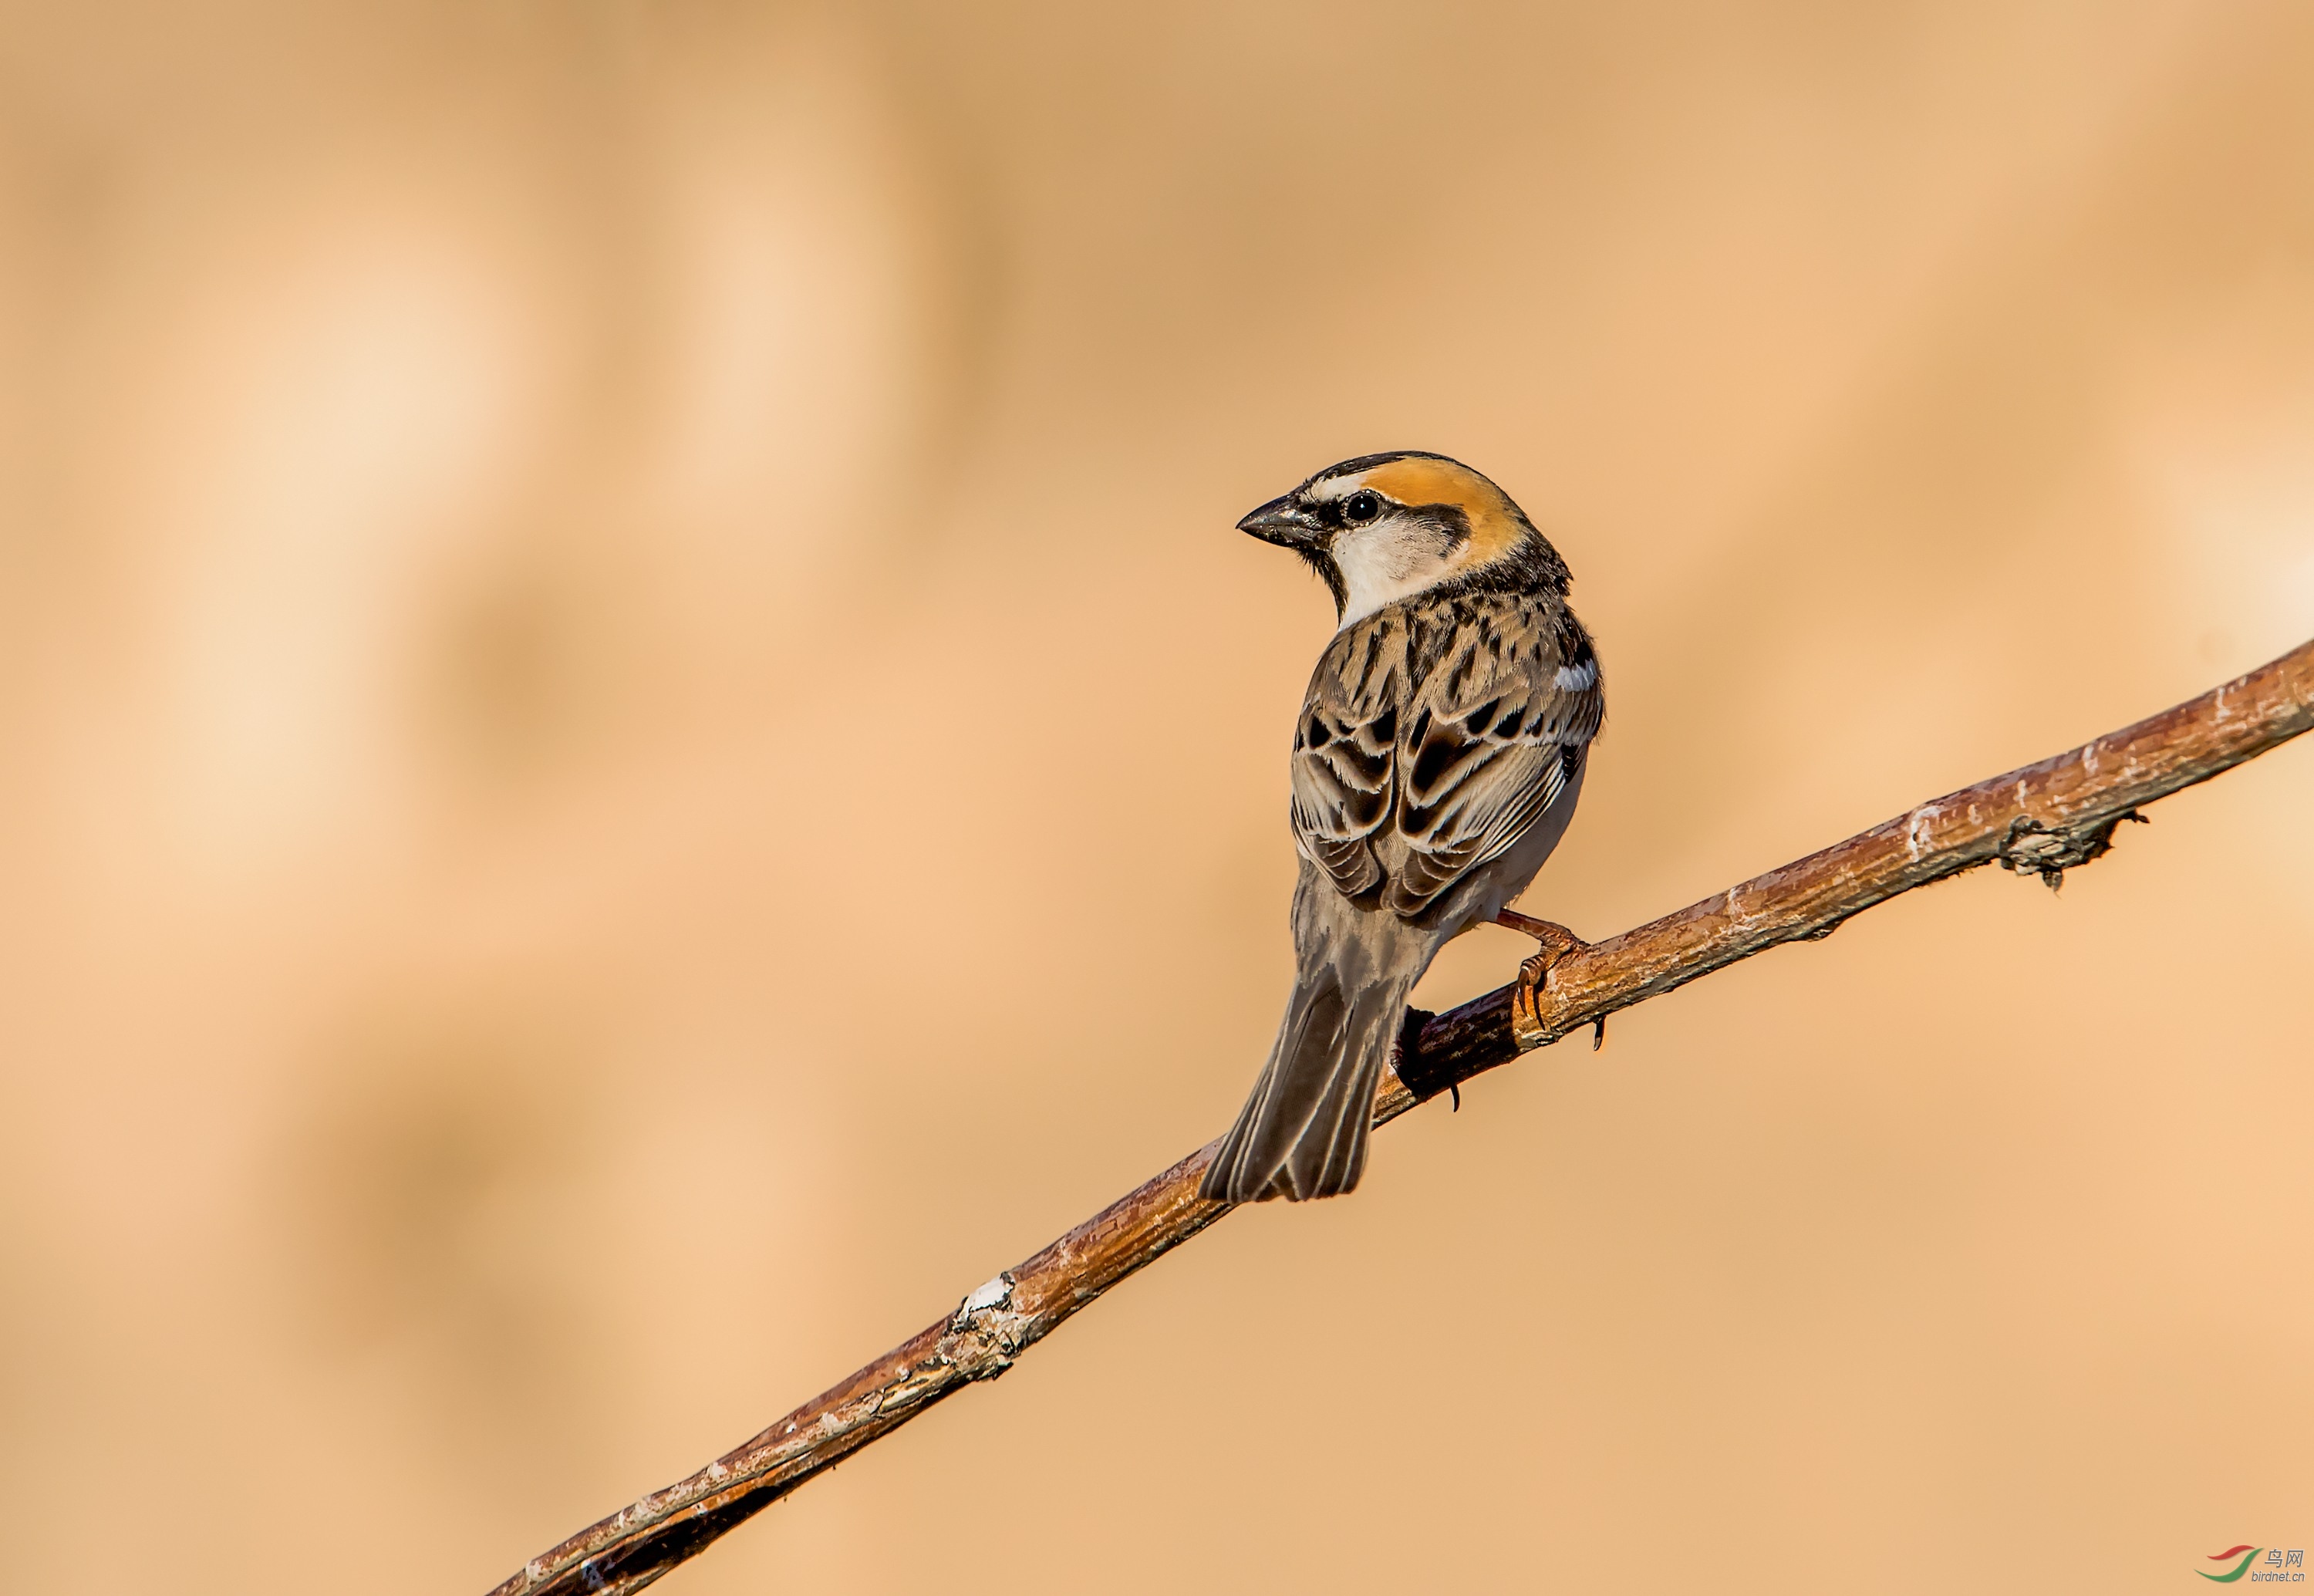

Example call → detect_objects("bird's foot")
1494 909 1607 1051
1494 909 1590 971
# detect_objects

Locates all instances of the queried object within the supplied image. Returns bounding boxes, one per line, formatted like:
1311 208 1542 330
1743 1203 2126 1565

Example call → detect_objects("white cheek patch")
1553 660 1597 691
1333 521 1462 626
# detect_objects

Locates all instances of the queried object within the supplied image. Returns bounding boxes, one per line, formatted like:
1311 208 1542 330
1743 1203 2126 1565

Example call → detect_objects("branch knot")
1995 810 2148 891
939 1273 1032 1382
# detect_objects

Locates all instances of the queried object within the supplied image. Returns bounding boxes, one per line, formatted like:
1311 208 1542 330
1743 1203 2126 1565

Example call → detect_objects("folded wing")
1289 596 1602 921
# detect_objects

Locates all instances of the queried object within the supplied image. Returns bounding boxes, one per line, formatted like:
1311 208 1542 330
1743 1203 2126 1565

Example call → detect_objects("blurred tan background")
2 2 2311 1591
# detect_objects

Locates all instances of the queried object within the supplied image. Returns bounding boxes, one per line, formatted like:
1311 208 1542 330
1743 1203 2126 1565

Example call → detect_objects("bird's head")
1237 450 1569 626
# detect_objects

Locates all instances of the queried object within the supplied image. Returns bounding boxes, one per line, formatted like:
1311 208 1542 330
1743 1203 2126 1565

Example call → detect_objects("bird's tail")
1199 936 1419 1204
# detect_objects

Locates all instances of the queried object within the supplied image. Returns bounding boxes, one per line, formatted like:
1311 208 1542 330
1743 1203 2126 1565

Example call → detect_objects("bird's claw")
1494 909 1606 1051
1495 909 1590 975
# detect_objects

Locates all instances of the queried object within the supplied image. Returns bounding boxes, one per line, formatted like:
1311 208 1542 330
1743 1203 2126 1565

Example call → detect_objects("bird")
1201 450 1604 1204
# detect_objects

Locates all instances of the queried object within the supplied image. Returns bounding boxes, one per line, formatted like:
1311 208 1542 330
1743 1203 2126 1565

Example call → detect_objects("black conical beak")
1237 494 1327 551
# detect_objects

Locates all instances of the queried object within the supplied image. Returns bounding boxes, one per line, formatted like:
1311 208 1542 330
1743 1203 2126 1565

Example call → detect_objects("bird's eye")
1342 491 1382 525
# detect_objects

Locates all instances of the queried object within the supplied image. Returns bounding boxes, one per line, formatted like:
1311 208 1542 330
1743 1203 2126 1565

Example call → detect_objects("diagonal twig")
489 636 2314 1596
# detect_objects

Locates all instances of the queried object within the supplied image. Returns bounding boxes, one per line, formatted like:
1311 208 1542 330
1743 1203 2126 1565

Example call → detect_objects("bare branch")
490 637 2314 1596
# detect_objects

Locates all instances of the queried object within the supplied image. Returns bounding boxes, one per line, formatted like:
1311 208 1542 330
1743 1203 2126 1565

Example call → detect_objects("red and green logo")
2201 1547 2262 1583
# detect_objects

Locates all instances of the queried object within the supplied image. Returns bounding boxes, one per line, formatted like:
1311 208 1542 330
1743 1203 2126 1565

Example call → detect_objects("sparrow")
1202 451 1604 1203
